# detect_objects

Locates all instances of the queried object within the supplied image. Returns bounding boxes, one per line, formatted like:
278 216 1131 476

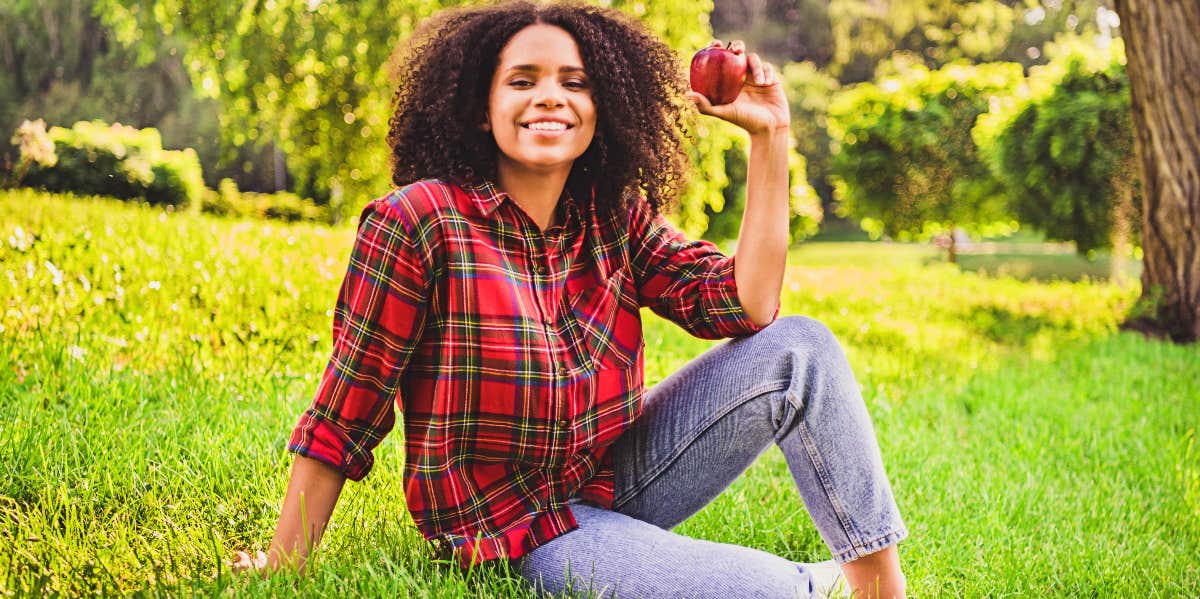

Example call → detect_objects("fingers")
758 62 777 86
230 551 250 570
744 56 778 87
686 91 715 115
228 550 269 574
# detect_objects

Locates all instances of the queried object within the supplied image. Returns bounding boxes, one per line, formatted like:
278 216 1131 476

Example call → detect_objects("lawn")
1 189 1197 597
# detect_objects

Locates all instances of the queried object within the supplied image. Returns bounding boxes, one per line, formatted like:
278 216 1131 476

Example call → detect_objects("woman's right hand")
228 549 269 576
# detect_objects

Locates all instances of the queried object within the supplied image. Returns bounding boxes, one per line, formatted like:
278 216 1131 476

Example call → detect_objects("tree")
0 0 188 170
711 0 834 66
95 0 448 220
974 40 1138 270
824 0 1111 84
828 61 1023 261
1111 0 1200 343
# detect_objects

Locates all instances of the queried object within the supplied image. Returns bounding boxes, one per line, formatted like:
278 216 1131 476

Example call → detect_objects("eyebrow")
505 64 587 75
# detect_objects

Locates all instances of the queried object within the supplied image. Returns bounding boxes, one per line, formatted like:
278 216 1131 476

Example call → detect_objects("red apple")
689 44 748 105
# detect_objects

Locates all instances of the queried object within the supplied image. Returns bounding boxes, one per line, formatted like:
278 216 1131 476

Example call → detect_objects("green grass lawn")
2 189 1197 597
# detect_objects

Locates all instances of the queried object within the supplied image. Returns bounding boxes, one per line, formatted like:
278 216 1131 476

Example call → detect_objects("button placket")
527 232 571 434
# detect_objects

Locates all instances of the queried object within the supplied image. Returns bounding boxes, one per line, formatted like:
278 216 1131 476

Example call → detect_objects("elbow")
744 298 779 328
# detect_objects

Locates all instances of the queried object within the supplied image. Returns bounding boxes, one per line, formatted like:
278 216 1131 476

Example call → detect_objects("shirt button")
557 366 568 376
535 265 548 275
558 419 569 428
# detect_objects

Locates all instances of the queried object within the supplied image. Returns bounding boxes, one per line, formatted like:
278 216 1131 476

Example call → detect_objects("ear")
479 115 491 132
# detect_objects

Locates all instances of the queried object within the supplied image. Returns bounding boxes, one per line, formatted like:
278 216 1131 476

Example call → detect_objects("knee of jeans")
761 315 840 356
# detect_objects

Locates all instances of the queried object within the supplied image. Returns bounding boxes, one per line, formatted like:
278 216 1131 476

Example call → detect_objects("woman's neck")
495 160 570 231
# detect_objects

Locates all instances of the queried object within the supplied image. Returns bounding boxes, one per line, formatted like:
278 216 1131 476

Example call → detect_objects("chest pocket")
565 268 643 371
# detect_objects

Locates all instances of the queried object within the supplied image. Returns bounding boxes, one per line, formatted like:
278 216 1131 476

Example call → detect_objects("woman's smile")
521 118 574 135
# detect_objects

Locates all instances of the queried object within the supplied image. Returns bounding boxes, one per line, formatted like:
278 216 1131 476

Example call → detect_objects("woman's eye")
564 79 588 89
510 80 534 87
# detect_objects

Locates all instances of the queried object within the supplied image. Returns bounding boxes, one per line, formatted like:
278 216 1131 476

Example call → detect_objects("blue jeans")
516 316 908 598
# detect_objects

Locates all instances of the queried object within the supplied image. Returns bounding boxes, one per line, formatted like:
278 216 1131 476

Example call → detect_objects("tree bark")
1113 0 1200 343
1110 179 1133 286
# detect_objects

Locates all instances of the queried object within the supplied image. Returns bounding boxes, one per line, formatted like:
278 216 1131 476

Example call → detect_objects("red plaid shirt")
288 178 771 565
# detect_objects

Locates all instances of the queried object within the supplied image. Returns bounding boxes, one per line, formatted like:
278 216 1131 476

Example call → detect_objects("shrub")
201 178 328 223
973 40 1137 256
11 119 204 209
828 61 1024 252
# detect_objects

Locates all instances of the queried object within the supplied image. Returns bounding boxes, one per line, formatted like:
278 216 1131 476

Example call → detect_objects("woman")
237 2 908 597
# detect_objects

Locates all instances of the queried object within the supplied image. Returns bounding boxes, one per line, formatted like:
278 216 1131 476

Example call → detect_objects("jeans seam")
612 381 789 509
795 401 863 552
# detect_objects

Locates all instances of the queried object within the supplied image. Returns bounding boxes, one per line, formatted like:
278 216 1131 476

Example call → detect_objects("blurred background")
0 0 1137 275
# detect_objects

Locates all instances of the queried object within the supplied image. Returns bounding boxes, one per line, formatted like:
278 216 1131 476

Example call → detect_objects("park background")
1 0 1197 596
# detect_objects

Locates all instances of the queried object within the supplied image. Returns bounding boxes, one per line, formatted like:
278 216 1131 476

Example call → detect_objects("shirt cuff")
701 255 778 338
287 409 374 482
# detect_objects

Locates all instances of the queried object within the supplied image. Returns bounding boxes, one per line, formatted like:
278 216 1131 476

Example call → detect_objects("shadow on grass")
964 304 1061 345
924 250 1142 283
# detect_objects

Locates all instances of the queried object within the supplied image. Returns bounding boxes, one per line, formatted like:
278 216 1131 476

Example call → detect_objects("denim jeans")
516 316 908 598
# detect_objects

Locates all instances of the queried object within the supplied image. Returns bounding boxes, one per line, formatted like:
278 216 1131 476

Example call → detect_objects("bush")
201 178 328 223
828 61 1024 245
11 119 205 210
973 40 1138 255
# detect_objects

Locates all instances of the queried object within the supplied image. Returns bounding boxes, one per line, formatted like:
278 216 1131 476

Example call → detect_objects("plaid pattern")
288 178 771 566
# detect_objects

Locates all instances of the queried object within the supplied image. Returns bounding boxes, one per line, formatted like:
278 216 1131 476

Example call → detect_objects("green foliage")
710 0 835 66
974 39 1138 255
702 132 821 244
202 178 328 223
781 61 840 210
825 0 1111 84
0 1 198 169
13 119 204 209
675 119 737 238
94 0 445 219
828 61 1023 242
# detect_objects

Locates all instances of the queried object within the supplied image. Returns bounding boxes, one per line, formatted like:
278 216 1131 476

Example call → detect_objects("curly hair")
386 0 692 218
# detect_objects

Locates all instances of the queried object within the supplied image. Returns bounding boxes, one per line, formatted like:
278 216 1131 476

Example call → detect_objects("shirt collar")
457 175 584 232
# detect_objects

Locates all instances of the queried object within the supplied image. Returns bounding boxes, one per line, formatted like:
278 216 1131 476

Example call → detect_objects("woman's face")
486 24 597 179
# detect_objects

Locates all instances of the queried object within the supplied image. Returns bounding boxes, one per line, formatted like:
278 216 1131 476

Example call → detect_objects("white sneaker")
803 560 850 599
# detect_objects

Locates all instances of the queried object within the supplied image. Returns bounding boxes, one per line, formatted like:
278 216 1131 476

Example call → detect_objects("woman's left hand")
688 41 789 136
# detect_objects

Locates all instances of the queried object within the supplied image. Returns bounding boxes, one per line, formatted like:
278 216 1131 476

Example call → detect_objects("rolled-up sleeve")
288 198 431 481
628 198 775 339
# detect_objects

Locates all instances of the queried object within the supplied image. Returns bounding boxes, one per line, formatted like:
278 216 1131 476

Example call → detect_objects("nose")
534 78 566 109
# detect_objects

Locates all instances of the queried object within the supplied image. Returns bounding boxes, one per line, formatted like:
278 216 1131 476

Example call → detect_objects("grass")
2 188 1197 597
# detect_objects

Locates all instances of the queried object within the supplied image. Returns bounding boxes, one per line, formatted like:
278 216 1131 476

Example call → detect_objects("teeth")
526 122 567 131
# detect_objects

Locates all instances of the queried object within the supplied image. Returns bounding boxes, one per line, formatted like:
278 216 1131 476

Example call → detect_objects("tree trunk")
1109 177 1134 285
1113 0 1200 343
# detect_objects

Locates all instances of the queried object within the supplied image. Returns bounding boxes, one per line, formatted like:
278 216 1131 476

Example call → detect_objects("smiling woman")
241 2 908 598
